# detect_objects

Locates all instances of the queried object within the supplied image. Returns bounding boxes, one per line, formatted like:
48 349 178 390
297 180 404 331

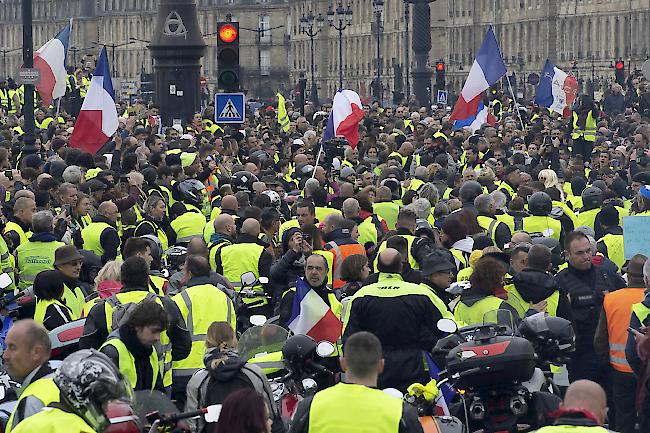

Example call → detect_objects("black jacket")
511 268 572 320
478 212 512 249
100 326 164 391
79 286 191 362
343 274 446 392
270 249 305 303
555 263 626 350
279 279 333 328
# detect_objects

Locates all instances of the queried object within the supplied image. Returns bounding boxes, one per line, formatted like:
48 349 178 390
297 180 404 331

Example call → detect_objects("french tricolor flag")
288 277 342 343
449 26 507 132
33 24 70 106
69 48 118 155
322 89 364 149
535 59 578 118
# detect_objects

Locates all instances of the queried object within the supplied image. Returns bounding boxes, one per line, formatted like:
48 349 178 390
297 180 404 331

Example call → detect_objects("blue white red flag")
33 24 70 106
535 59 578 118
69 48 118 155
322 89 364 148
449 26 507 132
288 277 342 343
424 352 456 416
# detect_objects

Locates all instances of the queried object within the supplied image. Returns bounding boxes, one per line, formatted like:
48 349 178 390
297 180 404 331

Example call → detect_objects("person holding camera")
270 228 312 307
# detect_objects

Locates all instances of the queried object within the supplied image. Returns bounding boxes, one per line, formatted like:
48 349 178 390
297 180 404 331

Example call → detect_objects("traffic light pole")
240 25 283 99
21 0 37 154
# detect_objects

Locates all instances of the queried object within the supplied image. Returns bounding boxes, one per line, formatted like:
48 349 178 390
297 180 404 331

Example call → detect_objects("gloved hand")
407 379 440 402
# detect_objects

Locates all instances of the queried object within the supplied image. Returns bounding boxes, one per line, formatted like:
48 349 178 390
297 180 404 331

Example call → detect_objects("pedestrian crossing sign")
215 93 245 123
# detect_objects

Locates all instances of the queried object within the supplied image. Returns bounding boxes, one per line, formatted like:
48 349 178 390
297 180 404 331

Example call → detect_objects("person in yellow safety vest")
418 250 459 319
460 146 483 172
3 320 60 433
32 270 76 330
440 218 472 272
7 86 20 115
341 145 359 168
171 255 236 407
506 244 571 319
595 206 625 271
185 321 283 433
16 211 65 290
214 218 273 319
134 195 170 251
207 214 236 271
388 142 420 174
322 213 366 290
34 109 57 131
170 180 208 243
533 380 610 433
278 254 342 328
205 195 239 243
475 193 512 249
290 331 424 433
0 81 19 114
81 201 121 264
79 256 191 390
343 248 455 392
372 186 401 230
53 246 87 320
122 237 167 296
4 196 35 253
497 165 521 201
454 256 520 326
575 186 603 235
570 95 598 161
99 301 165 391
11 349 133 433
593 254 646 433
522 192 563 242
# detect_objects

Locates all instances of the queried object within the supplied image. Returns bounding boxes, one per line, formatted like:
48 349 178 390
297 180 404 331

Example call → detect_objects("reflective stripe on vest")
220 243 267 304
170 210 206 242
477 215 499 241
308 383 403 433
6 377 60 433
604 288 645 373
101 336 159 390
172 284 235 375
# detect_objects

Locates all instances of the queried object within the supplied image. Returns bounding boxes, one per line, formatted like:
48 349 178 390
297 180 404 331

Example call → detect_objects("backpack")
106 292 159 331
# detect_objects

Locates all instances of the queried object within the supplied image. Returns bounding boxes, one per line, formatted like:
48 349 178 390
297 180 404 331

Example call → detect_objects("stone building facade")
0 0 291 99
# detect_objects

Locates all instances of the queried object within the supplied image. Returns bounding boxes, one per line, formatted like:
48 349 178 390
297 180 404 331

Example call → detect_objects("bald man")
5 197 36 251
214 218 273 324
535 380 609 431
343 248 450 392
3 320 57 431
81 200 120 263
204 194 240 242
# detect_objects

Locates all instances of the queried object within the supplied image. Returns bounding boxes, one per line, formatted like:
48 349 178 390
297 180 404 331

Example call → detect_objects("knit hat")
281 227 302 253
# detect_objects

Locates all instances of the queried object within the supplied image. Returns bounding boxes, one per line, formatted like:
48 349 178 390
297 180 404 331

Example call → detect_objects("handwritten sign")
623 216 650 259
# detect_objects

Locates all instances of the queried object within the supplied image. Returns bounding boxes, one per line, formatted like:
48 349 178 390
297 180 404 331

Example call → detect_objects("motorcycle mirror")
259 276 269 284
240 272 256 287
437 318 458 334
249 315 267 326
204 404 222 423
382 388 403 399
315 341 336 357
302 378 317 391
0 273 11 290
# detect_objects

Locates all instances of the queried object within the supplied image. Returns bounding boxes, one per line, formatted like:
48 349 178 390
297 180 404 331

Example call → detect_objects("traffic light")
217 22 240 91
435 61 445 91
614 59 625 86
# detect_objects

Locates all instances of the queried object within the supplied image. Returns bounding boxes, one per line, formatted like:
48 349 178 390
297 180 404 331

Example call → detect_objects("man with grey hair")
342 198 360 220
15 211 65 289
62 165 83 184
410 198 431 221
474 193 511 249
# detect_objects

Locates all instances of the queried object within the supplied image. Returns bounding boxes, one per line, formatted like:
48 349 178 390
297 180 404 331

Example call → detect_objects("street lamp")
300 11 325 106
328 2 353 89
91 41 133 78
0 48 21 79
372 0 384 105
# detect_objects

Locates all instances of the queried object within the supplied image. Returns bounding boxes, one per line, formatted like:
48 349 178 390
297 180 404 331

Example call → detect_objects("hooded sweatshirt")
511 268 572 320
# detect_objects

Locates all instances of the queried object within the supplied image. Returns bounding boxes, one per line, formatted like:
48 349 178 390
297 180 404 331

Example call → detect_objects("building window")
259 15 270 42
260 49 271 75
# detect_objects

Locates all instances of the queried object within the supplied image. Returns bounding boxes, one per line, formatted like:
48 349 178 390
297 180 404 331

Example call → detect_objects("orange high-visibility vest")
603 287 645 373
324 241 366 289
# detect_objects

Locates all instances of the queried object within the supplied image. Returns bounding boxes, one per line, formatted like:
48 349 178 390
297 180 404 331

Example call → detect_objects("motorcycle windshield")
483 309 516 335
238 324 289 362
132 390 178 423
522 311 550 333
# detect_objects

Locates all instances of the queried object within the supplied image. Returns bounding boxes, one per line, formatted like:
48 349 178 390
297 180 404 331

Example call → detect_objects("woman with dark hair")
440 218 473 271
453 256 519 326
215 388 272 433
33 269 74 330
338 254 369 298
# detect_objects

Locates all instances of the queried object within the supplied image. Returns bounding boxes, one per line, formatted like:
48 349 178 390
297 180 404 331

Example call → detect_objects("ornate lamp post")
300 11 325 105
372 0 384 105
327 2 353 90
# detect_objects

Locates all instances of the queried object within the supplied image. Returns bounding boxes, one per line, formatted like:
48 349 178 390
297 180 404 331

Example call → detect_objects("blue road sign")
215 93 245 123
437 90 448 105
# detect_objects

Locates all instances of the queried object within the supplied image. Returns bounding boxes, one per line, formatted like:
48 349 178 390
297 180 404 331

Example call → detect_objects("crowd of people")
1 67 650 433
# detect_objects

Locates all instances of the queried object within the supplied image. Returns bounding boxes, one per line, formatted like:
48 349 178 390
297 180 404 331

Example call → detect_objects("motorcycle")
236 272 272 333
432 310 574 433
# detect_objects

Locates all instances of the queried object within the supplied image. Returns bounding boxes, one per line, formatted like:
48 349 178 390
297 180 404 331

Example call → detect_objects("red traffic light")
436 62 445 72
615 61 624 70
219 24 238 43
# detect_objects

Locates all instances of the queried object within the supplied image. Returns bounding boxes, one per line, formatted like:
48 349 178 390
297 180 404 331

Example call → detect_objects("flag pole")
312 144 323 178
55 97 61 117
504 74 525 130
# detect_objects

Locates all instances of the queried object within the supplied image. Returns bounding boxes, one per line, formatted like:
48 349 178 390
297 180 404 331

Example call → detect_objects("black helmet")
581 186 603 209
282 334 317 374
231 171 258 194
528 191 552 216
176 179 206 208
55 349 133 432
459 180 483 203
